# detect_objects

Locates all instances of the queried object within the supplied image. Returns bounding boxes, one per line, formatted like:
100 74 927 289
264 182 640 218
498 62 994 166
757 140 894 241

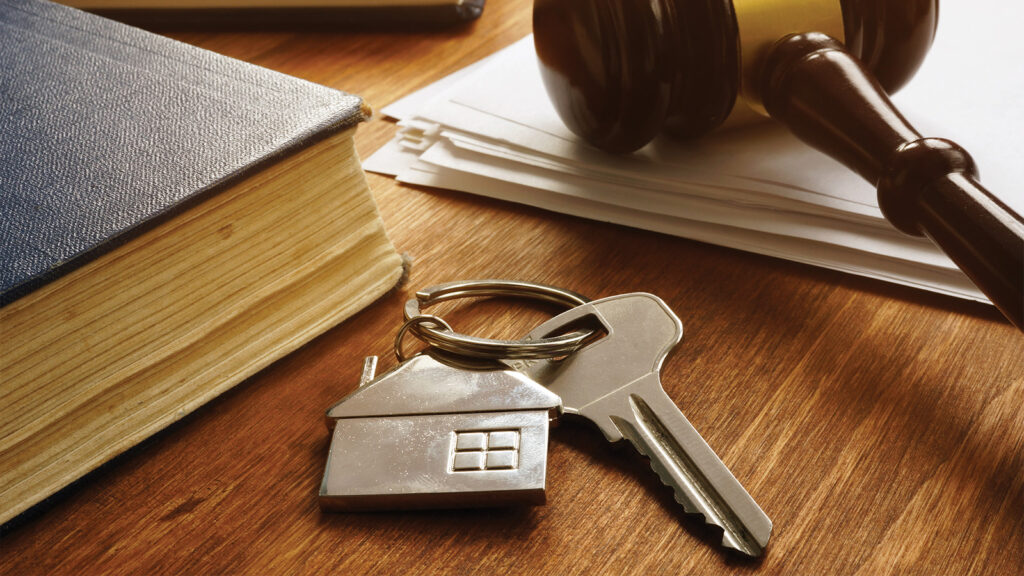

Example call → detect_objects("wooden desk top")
2 2 1021 574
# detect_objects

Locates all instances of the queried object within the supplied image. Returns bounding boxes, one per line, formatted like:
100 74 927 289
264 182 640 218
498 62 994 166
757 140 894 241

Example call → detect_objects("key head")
516 293 683 439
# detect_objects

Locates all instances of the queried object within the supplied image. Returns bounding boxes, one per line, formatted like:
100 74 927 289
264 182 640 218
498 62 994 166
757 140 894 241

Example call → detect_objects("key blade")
591 376 772 556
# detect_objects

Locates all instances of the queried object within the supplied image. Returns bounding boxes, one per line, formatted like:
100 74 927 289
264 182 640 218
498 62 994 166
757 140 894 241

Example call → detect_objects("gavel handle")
760 33 1024 330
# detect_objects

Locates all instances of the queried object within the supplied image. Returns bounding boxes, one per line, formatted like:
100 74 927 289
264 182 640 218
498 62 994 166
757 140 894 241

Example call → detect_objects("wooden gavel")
533 0 1024 329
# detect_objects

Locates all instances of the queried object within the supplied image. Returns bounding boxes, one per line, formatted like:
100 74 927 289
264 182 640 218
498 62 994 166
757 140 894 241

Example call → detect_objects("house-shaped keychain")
319 353 561 510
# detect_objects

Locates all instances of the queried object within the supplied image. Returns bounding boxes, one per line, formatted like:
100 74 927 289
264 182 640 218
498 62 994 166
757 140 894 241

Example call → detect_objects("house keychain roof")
325 354 561 420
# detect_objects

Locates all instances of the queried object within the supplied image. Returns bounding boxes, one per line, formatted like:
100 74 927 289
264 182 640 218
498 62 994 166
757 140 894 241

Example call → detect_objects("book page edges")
0 129 404 524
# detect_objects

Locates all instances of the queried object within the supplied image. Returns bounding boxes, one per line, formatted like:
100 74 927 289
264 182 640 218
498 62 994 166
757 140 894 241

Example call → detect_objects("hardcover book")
0 0 405 524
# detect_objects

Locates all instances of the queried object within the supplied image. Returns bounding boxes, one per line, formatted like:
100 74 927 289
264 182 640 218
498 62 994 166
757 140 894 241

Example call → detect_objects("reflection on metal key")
513 293 772 557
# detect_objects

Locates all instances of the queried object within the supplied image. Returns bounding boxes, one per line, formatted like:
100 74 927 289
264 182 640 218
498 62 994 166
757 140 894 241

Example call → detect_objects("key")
511 293 772 557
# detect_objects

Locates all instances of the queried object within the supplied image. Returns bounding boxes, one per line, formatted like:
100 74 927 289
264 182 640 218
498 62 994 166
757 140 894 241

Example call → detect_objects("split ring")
400 279 593 360
394 314 453 362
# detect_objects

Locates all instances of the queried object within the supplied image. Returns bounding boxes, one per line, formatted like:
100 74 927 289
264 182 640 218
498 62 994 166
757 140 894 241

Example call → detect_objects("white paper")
418 138 952 269
395 160 981 301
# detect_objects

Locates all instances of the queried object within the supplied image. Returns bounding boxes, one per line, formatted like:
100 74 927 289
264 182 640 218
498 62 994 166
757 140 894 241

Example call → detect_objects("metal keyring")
394 314 453 362
400 279 593 360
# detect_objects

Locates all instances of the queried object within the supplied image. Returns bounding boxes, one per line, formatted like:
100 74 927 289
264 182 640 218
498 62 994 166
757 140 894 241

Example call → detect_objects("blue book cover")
0 0 367 305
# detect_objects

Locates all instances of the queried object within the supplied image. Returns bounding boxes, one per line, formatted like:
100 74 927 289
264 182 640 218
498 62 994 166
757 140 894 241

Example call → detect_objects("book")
55 0 486 27
365 0 1021 303
0 0 405 524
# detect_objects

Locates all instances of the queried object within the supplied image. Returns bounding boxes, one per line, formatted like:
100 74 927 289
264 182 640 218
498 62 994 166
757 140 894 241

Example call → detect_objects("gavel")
533 0 1024 329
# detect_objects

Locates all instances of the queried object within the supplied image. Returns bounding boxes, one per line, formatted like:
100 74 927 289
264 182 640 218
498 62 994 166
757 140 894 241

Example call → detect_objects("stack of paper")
366 1 1022 303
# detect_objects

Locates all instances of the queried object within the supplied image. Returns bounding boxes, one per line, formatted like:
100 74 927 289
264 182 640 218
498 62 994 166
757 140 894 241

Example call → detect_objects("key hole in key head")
539 314 608 360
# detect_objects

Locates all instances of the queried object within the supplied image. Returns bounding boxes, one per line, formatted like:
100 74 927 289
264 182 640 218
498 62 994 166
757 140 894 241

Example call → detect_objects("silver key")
512 293 771 557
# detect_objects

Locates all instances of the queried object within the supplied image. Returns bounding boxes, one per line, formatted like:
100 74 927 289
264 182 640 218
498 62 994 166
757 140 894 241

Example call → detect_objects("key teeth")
613 419 766 558
641 452 758 554
646 448 765 557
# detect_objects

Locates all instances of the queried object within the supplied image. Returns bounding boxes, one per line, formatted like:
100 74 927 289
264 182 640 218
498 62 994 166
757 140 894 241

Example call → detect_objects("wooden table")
2 2 1022 574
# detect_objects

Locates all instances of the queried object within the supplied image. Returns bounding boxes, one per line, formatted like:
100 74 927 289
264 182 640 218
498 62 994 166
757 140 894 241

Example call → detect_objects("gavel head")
533 0 939 152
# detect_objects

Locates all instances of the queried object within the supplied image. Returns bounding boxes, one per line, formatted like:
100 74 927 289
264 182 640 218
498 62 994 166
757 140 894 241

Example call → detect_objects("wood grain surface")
2 2 1022 574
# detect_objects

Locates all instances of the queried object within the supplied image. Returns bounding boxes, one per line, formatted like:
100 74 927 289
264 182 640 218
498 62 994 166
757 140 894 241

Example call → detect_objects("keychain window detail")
451 430 520 471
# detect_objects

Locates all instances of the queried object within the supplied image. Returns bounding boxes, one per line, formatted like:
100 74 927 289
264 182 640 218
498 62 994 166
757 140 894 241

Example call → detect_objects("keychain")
318 280 772 557
318 280 590 510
